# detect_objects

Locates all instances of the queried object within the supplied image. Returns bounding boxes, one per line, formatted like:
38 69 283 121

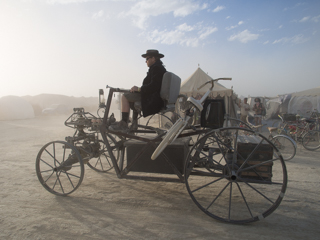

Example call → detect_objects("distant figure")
238 98 250 123
252 98 264 131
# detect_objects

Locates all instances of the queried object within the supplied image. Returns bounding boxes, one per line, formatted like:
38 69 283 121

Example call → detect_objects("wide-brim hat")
141 49 164 58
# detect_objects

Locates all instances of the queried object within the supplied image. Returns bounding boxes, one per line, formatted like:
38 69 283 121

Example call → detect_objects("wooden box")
236 135 273 181
125 137 190 174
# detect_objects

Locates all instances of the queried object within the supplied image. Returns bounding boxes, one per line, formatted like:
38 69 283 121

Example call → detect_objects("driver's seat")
159 72 181 113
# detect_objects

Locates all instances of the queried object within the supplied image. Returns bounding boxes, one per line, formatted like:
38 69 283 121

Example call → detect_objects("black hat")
141 49 164 58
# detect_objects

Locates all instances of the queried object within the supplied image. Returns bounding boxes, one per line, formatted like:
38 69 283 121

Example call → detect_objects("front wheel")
36 141 84 196
302 130 320 151
271 135 297 161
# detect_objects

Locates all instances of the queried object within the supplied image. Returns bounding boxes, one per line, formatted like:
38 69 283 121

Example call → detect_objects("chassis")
36 86 288 224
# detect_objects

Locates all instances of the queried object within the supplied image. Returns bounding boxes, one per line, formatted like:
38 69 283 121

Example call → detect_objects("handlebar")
106 85 129 92
197 78 232 90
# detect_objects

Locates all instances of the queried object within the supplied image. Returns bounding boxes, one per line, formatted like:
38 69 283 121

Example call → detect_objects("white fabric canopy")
180 67 233 97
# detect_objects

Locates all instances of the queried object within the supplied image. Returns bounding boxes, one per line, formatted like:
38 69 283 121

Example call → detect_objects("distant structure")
0 96 35 120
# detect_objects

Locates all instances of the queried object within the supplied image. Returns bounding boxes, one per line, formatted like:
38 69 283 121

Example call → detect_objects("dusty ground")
0 115 319 240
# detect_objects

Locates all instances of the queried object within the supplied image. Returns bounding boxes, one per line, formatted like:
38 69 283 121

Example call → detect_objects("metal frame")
99 87 209 182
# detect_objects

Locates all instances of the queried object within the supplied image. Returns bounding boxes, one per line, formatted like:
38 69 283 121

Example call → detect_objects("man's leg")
121 94 130 123
109 92 141 131
109 94 130 131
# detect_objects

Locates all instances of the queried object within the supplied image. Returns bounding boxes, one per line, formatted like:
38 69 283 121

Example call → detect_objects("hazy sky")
1 0 319 98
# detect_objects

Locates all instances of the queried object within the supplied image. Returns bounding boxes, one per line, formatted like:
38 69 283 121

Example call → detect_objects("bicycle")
266 127 297 161
277 112 318 149
244 116 296 161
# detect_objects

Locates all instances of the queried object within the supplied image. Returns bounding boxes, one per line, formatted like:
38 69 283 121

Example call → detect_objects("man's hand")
130 86 139 92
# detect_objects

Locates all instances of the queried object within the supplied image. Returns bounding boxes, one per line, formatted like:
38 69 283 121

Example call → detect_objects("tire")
302 130 320 151
271 135 297 161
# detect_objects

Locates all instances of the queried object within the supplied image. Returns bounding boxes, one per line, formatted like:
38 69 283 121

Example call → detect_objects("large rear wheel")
184 127 287 223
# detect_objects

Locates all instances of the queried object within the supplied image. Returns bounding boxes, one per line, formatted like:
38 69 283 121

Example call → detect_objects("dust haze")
0 94 319 239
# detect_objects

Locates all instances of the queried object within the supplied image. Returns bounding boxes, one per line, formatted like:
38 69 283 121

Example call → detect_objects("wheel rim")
36 141 84 196
184 127 287 223
272 135 296 161
302 130 320 150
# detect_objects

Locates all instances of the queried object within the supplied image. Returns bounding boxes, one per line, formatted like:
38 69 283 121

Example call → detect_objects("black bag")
200 99 225 129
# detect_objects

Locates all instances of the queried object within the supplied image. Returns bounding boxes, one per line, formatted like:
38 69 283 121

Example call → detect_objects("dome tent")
0 96 35 120
288 86 320 116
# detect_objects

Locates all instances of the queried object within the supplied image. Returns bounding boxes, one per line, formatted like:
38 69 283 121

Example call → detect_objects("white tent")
180 67 236 118
288 86 320 117
0 96 35 120
263 94 292 119
180 67 233 97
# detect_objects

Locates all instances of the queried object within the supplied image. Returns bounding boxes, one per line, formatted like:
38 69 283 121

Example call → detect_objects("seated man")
109 49 167 131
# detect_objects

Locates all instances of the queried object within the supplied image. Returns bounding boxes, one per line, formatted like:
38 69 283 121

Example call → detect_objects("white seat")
133 72 181 114
160 72 181 112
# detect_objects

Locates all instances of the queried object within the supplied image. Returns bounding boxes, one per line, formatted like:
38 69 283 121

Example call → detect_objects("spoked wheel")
87 133 120 172
302 130 320 151
36 141 84 196
271 135 297 161
184 127 287 224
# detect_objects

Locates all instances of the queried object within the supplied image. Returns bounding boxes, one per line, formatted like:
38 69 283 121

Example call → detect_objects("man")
109 49 167 131
238 98 250 123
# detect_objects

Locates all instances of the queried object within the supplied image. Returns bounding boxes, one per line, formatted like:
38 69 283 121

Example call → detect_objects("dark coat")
141 60 167 117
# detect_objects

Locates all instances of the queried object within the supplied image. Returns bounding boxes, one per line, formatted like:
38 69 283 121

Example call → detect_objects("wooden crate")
237 135 273 181
125 137 190 174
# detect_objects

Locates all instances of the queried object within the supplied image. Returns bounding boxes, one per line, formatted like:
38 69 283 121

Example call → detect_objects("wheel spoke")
244 181 275 204
40 158 54 169
237 138 265 172
235 182 254 218
228 182 232 220
206 182 230 211
65 171 75 188
191 177 224 193
43 170 55 183
55 171 65 194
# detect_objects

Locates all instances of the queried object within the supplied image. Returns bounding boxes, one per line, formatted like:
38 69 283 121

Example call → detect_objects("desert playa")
0 113 319 240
